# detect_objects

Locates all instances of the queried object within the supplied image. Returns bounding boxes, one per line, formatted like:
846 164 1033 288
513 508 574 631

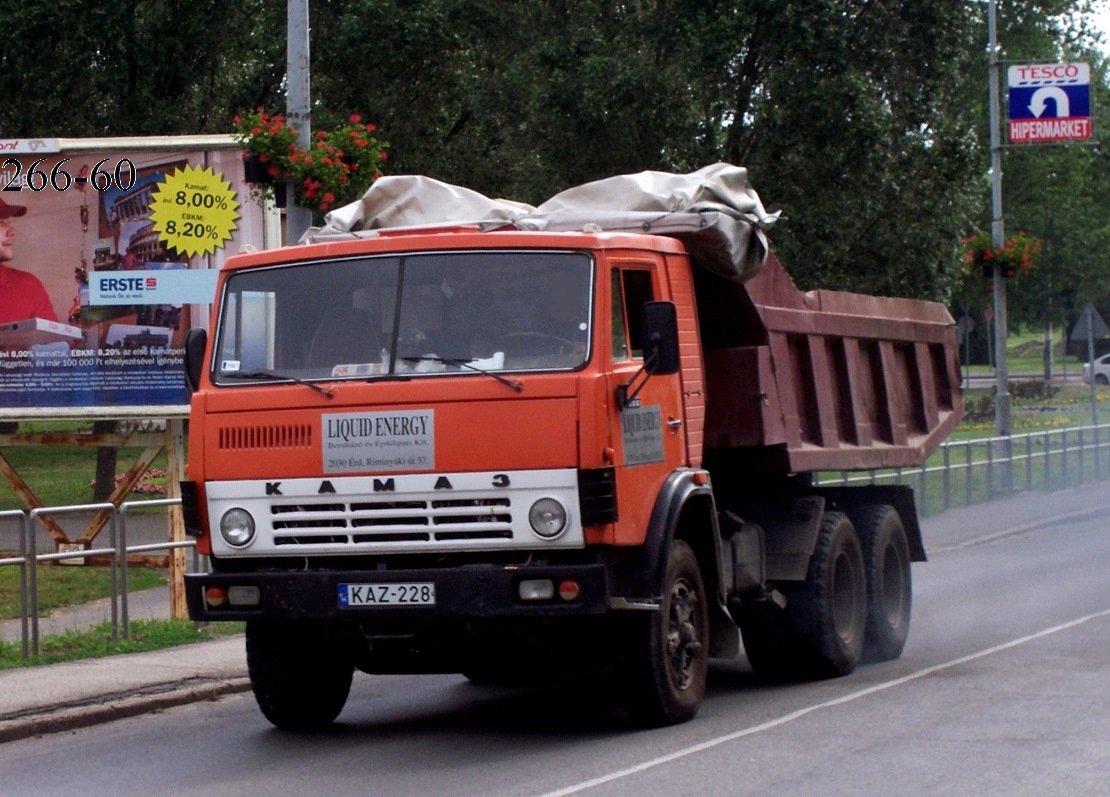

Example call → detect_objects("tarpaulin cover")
312 163 779 282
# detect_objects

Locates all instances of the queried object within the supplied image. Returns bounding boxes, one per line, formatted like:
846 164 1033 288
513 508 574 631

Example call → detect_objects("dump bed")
700 254 962 473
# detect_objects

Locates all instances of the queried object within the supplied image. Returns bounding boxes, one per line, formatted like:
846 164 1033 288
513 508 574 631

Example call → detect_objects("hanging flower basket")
962 231 1042 279
242 153 272 186
232 110 389 215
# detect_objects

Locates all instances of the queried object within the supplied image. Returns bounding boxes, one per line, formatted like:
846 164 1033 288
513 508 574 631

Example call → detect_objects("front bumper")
185 562 611 622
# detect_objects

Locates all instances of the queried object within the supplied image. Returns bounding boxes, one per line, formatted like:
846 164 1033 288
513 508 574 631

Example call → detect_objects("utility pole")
286 0 312 244
988 0 1013 490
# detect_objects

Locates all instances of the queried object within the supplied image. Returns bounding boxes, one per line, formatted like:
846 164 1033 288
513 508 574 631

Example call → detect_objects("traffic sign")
1007 63 1091 144
1069 302 1109 342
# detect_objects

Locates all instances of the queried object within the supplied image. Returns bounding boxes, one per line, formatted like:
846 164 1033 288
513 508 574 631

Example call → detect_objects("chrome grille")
268 495 513 546
205 468 585 556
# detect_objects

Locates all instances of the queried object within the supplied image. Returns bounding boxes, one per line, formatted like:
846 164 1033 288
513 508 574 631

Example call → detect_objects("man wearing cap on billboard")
0 196 57 323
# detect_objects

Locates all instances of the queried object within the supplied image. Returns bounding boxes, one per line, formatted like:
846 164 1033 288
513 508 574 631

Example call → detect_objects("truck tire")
789 511 866 678
246 620 354 730
621 539 709 726
856 504 912 662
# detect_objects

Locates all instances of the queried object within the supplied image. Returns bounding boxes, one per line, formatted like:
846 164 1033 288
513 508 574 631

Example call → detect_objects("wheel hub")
666 579 702 690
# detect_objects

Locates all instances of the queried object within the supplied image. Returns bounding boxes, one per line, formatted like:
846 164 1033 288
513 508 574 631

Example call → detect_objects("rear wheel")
855 504 912 662
246 620 354 730
622 540 709 726
789 511 866 678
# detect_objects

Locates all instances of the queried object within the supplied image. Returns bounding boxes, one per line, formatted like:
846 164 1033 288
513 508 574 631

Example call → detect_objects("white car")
1082 353 1110 385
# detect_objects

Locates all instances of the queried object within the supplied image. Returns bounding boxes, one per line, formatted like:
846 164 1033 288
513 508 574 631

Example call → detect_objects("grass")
0 420 219 666
0 619 244 670
0 561 166 620
0 558 244 668
0 419 170 509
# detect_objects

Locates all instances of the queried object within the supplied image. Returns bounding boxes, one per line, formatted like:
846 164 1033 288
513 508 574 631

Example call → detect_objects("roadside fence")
818 423 1110 516
0 498 195 658
3 423 1109 660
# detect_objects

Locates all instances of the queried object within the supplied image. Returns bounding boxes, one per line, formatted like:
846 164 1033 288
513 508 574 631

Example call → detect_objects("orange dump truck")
181 166 962 728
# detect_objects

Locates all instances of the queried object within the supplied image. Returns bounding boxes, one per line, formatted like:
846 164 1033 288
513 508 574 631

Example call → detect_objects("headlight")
528 498 567 539
220 508 256 547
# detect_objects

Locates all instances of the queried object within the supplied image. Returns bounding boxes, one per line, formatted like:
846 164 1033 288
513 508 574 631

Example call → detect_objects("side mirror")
640 301 680 375
184 327 208 395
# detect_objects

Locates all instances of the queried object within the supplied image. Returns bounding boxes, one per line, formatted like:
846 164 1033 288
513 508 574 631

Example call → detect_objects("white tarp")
312 163 779 282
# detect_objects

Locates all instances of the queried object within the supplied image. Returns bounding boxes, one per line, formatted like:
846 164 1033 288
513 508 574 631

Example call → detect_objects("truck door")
609 263 687 546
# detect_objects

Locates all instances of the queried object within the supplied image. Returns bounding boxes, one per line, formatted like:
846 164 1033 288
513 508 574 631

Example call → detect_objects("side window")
611 268 654 362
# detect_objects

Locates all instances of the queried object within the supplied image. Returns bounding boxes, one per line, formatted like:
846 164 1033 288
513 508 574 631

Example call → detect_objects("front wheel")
621 539 709 726
246 620 354 730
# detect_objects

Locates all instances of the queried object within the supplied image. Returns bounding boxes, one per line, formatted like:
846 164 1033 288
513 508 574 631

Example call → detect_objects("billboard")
1007 63 1092 144
0 139 268 413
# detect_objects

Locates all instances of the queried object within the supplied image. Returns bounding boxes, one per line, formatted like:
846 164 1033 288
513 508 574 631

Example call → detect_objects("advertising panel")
0 139 268 413
1007 62 1092 144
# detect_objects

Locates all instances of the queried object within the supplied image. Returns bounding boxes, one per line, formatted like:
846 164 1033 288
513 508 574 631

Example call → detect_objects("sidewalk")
0 587 249 743
1 480 1108 743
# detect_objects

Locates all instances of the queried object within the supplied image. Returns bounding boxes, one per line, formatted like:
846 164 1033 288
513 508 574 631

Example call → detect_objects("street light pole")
988 0 1013 488
286 0 312 244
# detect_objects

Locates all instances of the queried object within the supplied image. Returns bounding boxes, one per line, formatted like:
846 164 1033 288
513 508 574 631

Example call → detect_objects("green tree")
4 0 1096 309
0 0 285 136
952 1 1110 365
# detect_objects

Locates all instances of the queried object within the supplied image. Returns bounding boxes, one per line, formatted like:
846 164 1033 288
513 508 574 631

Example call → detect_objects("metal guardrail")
3 425 1108 659
818 424 1110 516
0 498 194 658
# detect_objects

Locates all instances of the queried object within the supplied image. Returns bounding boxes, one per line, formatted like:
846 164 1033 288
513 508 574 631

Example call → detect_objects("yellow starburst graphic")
150 164 240 257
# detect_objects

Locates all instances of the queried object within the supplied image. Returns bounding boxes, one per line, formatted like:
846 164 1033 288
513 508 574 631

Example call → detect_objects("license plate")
338 582 436 607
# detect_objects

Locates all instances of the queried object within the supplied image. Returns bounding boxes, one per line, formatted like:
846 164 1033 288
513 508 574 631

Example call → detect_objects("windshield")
212 249 592 385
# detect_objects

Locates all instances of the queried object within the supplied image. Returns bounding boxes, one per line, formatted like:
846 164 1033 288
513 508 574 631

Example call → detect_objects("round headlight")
220 508 256 547
528 498 567 539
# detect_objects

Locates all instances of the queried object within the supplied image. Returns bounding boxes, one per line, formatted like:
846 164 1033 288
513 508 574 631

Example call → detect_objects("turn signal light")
205 586 228 608
558 579 581 601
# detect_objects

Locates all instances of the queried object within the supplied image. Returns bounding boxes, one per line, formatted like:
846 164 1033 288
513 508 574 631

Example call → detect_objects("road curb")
0 676 252 743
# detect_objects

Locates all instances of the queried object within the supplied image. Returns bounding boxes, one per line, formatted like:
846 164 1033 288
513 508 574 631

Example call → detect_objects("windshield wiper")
401 355 524 392
224 369 334 398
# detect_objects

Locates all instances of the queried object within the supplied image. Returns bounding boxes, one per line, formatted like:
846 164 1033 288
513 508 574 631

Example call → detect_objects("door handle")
667 417 683 429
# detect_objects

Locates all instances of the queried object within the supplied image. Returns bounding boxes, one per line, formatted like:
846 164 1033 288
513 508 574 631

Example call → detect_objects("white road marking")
536 607 1110 797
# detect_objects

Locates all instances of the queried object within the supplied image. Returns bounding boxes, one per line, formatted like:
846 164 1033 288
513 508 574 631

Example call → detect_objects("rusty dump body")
697 252 963 474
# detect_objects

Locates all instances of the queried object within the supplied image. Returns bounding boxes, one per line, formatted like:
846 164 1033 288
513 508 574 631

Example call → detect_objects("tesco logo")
1010 63 1087 83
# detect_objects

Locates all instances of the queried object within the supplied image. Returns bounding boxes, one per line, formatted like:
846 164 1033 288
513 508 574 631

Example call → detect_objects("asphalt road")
1 487 1108 797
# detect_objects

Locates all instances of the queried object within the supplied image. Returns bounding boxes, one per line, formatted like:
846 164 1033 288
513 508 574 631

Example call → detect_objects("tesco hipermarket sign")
1007 62 1091 144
